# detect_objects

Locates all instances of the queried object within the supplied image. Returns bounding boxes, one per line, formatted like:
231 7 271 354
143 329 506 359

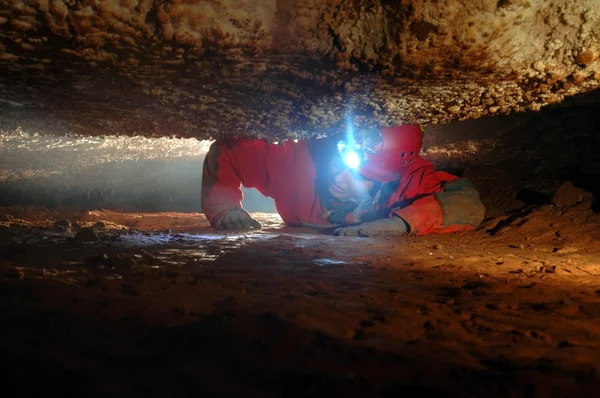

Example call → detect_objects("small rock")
551 182 592 207
545 265 559 274
433 244 444 250
92 221 107 229
74 227 100 242
54 219 71 229
0 213 13 222
484 216 508 232
554 246 578 255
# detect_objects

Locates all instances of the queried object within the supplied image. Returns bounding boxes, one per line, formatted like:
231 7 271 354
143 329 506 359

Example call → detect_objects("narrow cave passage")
1 91 599 397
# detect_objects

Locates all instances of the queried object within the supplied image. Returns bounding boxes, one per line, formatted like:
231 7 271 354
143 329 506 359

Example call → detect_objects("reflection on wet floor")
313 258 347 266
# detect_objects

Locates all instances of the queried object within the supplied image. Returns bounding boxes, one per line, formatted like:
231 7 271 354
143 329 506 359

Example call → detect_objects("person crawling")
201 124 485 237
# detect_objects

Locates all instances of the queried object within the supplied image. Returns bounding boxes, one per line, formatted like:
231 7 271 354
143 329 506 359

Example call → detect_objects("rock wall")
0 0 598 139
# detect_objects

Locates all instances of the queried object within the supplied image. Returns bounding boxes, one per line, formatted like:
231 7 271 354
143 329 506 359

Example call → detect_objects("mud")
1 204 599 397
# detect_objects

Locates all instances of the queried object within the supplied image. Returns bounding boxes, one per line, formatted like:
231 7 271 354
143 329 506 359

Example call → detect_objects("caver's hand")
334 216 408 237
212 208 262 230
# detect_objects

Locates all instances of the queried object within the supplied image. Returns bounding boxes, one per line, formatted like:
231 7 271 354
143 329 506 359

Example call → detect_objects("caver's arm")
201 138 296 227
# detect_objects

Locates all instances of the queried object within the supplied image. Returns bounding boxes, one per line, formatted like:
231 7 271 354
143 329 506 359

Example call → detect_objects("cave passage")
1 91 600 397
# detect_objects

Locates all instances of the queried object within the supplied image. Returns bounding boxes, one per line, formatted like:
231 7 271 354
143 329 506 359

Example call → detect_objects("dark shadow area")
515 188 552 206
2 271 598 398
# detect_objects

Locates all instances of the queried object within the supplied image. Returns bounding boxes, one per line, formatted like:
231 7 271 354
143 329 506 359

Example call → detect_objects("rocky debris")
92 222 107 229
0 213 12 222
54 219 71 229
74 227 100 242
551 182 593 207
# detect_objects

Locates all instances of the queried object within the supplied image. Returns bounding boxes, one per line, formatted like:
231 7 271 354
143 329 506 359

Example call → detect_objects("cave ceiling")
0 0 599 141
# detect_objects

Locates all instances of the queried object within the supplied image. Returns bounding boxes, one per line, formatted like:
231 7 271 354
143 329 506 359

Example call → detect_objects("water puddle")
313 258 347 267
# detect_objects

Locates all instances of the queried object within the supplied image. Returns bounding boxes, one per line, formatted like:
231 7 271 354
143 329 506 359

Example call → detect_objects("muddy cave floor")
1 202 600 397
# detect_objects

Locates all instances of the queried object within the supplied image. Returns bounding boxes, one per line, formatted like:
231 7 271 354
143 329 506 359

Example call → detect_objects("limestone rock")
0 0 598 139
551 182 593 207
74 227 100 242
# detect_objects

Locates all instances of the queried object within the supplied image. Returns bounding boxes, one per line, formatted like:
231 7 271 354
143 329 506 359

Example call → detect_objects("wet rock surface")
1 208 599 396
0 1 599 139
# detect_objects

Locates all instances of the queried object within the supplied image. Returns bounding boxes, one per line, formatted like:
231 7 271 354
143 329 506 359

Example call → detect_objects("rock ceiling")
0 0 598 140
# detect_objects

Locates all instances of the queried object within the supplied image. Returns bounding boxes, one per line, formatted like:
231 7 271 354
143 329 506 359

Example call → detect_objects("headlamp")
337 128 382 170
343 148 362 169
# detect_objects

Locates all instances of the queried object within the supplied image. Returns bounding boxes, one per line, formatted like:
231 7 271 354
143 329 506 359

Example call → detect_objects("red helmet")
358 124 424 183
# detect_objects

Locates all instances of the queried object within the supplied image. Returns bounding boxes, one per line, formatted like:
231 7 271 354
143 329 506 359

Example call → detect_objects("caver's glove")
212 208 262 230
334 216 409 237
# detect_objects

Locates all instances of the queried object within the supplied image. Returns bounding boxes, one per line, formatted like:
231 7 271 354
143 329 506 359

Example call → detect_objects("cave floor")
1 207 600 397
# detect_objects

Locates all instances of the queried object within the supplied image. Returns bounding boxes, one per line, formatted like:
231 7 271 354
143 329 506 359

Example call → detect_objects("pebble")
554 246 578 255
433 244 444 250
545 265 559 273
54 219 71 228
74 227 100 242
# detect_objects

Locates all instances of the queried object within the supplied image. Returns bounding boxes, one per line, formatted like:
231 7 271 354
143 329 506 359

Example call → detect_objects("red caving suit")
201 138 485 235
